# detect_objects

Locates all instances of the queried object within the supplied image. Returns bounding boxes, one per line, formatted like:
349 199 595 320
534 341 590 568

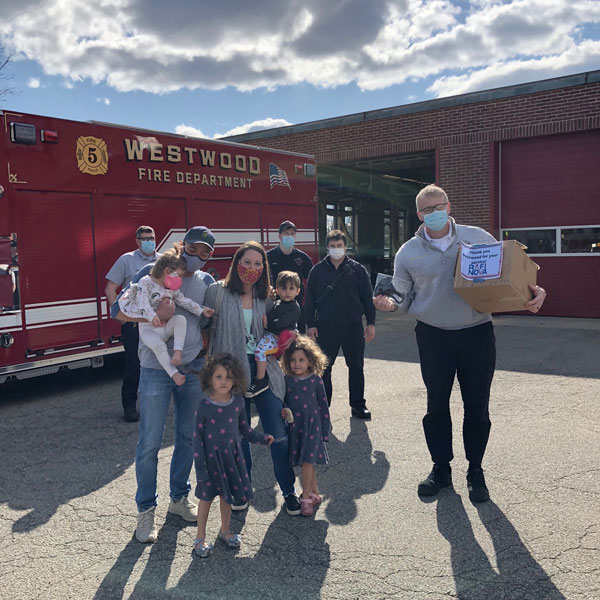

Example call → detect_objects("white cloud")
213 118 293 138
176 117 292 139
175 124 208 139
428 39 600 97
27 77 40 88
0 0 598 97
96 97 110 105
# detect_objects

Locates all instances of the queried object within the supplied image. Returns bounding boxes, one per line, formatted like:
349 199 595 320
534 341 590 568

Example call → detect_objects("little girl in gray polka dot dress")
280 335 330 517
192 353 273 558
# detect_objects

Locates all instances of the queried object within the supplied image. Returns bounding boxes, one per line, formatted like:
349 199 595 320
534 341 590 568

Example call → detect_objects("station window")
501 226 600 255
398 210 406 248
325 204 336 233
344 205 354 248
561 227 600 253
383 210 391 258
502 229 557 254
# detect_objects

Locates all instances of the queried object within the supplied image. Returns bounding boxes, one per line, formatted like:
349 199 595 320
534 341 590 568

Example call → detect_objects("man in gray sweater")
374 185 546 502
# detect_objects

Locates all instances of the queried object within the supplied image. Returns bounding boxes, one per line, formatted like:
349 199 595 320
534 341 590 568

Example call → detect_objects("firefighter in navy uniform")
105 226 160 422
266 220 313 332
305 229 376 420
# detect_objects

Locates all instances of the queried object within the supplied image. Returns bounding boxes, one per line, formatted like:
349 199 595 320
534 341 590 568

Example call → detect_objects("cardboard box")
453 240 539 313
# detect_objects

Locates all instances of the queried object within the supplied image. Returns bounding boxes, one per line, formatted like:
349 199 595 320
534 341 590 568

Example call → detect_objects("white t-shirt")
423 227 454 252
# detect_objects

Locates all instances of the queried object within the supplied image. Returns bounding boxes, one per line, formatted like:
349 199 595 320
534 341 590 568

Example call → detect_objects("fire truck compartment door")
0 239 12 262
0 274 14 306
16 191 101 352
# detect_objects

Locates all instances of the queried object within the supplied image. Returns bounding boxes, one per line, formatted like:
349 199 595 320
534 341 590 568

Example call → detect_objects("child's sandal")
192 538 214 558
300 497 314 517
309 492 322 505
217 531 241 548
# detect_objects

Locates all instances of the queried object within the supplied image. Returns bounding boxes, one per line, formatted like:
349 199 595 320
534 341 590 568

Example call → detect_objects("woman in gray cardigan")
204 241 301 516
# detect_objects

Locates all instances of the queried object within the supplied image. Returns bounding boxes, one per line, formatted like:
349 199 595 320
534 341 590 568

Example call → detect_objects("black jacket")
266 299 301 335
266 246 313 304
305 256 375 328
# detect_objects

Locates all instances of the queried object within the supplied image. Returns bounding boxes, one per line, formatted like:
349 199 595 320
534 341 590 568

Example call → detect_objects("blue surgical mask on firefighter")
423 209 449 232
183 251 207 272
281 235 295 249
140 240 155 254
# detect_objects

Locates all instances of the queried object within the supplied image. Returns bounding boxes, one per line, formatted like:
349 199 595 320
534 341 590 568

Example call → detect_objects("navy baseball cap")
278 220 297 233
183 226 215 250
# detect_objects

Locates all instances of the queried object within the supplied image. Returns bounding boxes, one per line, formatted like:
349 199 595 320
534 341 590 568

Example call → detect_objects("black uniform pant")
317 320 366 409
297 304 307 334
415 320 496 467
121 322 140 412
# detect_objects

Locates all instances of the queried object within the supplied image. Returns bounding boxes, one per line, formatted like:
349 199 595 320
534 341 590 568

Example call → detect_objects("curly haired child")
280 335 330 517
192 353 273 557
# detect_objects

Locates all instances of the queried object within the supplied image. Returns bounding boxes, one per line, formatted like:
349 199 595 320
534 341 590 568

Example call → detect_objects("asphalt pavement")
1 313 599 600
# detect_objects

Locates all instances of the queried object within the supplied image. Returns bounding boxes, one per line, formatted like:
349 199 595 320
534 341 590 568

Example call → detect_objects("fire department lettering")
136 168 253 189
76 136 109 175
123 138 260 175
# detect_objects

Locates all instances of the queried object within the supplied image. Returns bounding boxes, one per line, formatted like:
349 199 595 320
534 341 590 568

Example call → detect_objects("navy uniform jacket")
266 246 313 305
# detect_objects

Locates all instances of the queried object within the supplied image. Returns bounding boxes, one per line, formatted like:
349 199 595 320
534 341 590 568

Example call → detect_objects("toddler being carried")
119 248 213 385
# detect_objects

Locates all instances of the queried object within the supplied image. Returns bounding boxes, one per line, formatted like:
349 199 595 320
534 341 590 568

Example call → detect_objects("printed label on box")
460 242 503 280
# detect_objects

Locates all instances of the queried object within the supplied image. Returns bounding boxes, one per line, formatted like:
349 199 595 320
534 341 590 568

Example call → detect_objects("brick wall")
238 82 600 232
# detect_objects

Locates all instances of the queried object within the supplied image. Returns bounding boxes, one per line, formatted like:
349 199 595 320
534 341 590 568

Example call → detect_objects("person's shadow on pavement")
93 513 191 600
324 417 390 525
436 491 566 600
172 509 330 600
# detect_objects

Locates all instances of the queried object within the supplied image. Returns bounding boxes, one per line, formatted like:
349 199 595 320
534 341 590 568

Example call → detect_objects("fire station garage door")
500 131 600 318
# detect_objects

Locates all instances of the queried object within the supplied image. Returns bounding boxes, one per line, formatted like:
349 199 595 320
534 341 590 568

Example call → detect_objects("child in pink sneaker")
280 335 330 517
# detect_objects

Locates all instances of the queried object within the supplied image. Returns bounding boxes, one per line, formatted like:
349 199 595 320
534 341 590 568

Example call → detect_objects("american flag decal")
269 163 291 190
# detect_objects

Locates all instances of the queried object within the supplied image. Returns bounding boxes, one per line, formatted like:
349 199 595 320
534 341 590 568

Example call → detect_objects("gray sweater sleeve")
392 250 416 314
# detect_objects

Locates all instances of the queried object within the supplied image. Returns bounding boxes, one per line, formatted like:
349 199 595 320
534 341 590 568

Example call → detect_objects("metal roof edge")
224 70 600 142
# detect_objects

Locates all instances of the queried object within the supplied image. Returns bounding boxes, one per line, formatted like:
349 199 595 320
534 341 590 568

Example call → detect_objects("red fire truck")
0 110 318 383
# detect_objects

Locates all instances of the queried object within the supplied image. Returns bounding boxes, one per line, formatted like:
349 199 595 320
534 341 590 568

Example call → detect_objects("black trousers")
415 320 496 467
317 320 366 409
297 304 307 334
121 322 140 412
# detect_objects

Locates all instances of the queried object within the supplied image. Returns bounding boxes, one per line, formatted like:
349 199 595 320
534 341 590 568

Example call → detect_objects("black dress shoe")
467 467 490 503
124 409 139 422
351 407 371 420
418 464 452 496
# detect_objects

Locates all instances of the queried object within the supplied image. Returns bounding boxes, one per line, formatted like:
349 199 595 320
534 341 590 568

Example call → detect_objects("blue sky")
1 0 599 139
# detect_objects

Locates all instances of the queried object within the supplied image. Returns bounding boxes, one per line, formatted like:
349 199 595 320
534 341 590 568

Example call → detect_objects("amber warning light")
41 129 59 143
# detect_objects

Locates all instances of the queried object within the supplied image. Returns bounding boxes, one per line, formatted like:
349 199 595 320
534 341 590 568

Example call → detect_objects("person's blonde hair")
281 334 328 377
150 248 185 279
415 184 448 210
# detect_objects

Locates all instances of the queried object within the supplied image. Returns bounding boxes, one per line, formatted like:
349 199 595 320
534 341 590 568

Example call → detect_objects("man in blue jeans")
116 226 216 543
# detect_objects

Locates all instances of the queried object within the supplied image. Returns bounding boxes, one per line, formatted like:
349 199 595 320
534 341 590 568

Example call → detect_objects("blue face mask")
423 209 449 232
140 240 155 254
183 250 207 272
281 235 295 249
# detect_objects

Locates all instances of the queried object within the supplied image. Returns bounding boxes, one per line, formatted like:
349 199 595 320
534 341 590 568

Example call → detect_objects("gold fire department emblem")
76 136 109 175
